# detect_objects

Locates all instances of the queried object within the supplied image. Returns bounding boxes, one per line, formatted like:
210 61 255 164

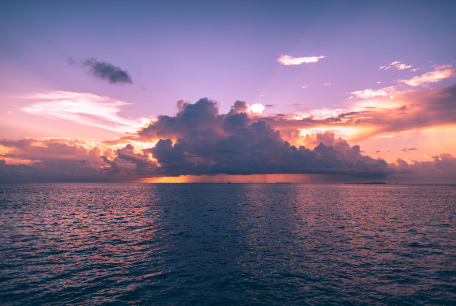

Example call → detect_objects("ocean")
0 183 455 305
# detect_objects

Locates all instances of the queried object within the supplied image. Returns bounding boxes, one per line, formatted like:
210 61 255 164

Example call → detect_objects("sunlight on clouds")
352 98 403 110
293 108 346 120
400 68 456 87
109 140 158 154
277 54 326 65
299 127 360 138
350 88 392 99
249 103 266 114
21 91 152 134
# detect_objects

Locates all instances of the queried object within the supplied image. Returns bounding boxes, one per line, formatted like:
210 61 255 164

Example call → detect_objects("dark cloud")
79 58 132 84
402 148 418 152
0 139 154 182
136 98 393 178
392 154 456 183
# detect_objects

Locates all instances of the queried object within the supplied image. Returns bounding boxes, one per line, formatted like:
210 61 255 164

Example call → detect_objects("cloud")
249 103 266 114
21 91 150 133
350 88 393 99
78 58 132 84
393 153 456 183
380 61 413 70
4 91 456 182
277 54 326 66
259 84 456 142
0 138 159 182
399 68 456 87
133 98 392 178
401 148 417 152
324 83 332 86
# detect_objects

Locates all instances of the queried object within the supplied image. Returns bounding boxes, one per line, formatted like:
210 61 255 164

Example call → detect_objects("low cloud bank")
2 93 456 182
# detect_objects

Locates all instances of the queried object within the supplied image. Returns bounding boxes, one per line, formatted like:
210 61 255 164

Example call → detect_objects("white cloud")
350 87 397 99
21 91 151 133
323 83 332 86
399 68 456 87
380 61 413 70
249 103 266 114
277 54 326 65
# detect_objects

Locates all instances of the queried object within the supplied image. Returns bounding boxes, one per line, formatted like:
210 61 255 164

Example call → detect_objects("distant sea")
1 183 455 305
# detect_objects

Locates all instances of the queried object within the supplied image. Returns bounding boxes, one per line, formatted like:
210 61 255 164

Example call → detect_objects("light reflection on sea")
0 183 455 305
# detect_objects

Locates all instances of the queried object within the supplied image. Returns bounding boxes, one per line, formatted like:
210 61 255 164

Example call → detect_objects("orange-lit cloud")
277 54 326 65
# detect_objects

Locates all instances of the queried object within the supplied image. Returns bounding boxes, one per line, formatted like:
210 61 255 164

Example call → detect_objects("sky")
1 0 456 183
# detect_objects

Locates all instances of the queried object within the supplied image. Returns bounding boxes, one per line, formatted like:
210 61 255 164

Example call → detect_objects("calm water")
0 183 455 305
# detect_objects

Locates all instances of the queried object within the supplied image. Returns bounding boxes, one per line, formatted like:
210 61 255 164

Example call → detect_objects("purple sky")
1 0 456 182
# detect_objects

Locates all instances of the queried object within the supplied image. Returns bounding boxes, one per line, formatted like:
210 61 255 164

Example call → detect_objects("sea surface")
0 183 455 305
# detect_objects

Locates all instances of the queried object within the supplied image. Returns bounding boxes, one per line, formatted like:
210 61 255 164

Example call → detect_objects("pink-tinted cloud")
21 91 151 133
350 87 395 99
380 61 413 70
400 68 456 87
277 54 326 65
262 84 456 141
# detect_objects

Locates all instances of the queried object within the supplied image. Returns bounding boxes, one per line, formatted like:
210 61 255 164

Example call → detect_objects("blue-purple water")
1 183 455 305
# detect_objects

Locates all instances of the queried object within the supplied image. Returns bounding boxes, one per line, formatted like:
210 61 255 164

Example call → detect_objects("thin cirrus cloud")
21 91 149 133
277 54 326 65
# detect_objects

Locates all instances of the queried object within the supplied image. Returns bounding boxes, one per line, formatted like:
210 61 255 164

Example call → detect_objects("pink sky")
1 1 456 183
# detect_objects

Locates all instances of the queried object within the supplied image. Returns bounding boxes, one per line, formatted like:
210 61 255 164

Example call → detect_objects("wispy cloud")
380 60 413 70
21 91 149 133
401 147 417 152
399 68 456 87
277 54 326 66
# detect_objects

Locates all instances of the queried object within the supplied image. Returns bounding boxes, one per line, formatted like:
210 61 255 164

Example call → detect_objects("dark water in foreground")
0 184 455 305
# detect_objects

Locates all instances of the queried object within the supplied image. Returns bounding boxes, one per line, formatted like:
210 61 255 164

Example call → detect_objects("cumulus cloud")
4 83 456 182
133 98 392 178
0 138 160 182
277 54 326 65
393 153 456 183
399 68 456 87
21 91 150 133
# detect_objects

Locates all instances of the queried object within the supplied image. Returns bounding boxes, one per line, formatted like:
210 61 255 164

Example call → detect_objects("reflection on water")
1 183 455 304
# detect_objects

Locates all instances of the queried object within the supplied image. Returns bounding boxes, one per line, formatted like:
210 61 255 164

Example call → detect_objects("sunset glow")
0 1 455 183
